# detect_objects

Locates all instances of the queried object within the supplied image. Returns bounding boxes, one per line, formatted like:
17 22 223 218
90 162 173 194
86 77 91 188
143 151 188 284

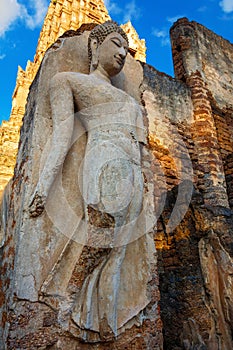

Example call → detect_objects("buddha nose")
119 46 127 59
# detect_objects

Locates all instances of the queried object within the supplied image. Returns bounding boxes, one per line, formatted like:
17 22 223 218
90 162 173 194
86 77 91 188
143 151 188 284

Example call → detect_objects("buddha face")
91 32 128 77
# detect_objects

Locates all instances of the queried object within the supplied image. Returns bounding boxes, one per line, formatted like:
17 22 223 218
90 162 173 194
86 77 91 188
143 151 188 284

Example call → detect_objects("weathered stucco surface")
153 18 233 349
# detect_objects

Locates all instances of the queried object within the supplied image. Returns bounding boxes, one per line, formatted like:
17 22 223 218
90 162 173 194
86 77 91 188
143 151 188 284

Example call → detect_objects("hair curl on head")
88 20 129 63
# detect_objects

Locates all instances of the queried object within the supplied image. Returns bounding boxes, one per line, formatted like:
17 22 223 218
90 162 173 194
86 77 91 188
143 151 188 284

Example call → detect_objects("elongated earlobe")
90 38 99 72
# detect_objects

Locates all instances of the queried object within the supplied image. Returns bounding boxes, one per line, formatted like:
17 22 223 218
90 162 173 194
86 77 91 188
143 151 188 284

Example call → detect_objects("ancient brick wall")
214 112 233 207
150 18 233 349
192 23 233 210
171 18 233 209
141 65 213 349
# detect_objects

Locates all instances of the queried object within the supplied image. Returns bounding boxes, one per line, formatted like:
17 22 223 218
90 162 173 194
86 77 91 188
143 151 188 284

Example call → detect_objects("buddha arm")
29 72 75 217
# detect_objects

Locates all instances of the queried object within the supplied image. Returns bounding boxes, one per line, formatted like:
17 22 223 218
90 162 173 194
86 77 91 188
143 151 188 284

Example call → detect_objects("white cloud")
152 28 170 46
123 1 141 22
219 0 233 13
0 53 6 60
152 29 167 38
104 0 141 23
0 0 23 36
167 15 185 24
104 0 122 15
198 6 208 12
152 14 186 47
24 0 49 29
0 0 48 37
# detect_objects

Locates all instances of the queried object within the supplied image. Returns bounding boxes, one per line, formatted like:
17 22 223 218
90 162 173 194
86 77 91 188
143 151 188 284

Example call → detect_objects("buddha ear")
90 38 99 71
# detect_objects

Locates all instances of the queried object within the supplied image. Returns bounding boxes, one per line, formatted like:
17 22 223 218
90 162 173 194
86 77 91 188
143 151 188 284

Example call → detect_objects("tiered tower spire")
34 0 110 67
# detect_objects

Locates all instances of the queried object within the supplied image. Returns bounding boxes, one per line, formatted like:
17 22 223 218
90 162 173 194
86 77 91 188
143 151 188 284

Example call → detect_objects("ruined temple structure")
0 0 146 197
0 2 233 350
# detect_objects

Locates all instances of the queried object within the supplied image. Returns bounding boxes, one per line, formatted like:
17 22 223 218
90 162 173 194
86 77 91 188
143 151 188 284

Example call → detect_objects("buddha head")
88 21 129 77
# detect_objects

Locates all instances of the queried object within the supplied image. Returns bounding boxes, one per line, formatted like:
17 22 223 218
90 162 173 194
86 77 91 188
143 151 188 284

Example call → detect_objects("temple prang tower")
0 0 146 197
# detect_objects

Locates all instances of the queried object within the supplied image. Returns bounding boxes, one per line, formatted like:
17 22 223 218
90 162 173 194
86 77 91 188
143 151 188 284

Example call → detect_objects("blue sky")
0 0 233 124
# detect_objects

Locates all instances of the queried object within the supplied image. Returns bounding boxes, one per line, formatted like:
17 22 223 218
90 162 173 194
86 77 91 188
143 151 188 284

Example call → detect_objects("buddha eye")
111 39 122 47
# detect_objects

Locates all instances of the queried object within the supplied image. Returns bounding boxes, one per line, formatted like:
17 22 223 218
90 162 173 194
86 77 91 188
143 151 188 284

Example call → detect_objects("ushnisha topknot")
88 20 129 63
